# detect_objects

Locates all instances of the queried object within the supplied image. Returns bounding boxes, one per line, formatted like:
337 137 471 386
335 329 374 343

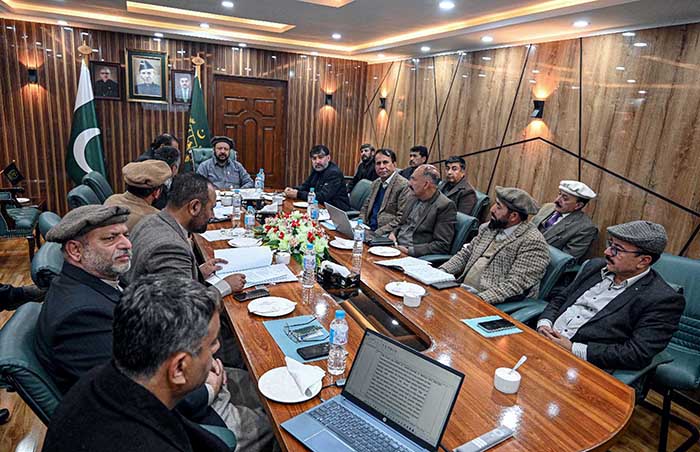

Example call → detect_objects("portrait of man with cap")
538 220 685 395
133 58 162 97
440 186 550 304
531 180 598 261
196 136 254 190
104 159 172 230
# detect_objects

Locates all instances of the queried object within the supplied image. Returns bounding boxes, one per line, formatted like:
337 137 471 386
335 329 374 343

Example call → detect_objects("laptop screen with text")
343 331 464 450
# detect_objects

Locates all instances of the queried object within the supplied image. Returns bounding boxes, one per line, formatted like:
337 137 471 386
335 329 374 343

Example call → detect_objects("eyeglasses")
284 316 328 343
606 239 643 257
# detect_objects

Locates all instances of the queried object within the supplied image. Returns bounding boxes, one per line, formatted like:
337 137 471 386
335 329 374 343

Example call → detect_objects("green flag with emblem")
184 65 211 171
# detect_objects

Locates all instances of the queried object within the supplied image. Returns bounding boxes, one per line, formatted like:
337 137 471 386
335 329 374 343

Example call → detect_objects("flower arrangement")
260 210 330 264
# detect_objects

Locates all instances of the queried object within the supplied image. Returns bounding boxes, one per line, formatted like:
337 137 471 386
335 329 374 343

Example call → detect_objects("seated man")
104 159 171 230
42 275 231 452
348 143 378 193
359 148 408 235
531 180 598 261
398 145 428 180
438 156 476 215
151 145 181 210
389 164 456 257
196 136 254 190
284 144 351 210
136 132 180 162
440 187 549 304
0 283 44 311
538 221 684 385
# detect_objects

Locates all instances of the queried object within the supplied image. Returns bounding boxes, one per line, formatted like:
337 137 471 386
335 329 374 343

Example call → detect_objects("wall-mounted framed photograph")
125 49 168 103
171 69 194 105
90 61 122 100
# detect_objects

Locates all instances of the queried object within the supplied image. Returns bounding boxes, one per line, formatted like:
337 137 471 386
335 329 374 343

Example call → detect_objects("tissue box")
317 266 360 292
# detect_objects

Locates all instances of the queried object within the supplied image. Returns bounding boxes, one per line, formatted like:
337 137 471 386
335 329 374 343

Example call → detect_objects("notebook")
214 246 297 288
376 257 455 285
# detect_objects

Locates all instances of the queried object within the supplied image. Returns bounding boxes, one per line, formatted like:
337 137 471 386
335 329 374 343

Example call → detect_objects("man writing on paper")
359 148 409 235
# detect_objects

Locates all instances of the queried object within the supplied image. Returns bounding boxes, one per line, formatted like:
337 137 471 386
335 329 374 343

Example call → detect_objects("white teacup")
494 367 521 394
403 291 422 308
276 252 291 265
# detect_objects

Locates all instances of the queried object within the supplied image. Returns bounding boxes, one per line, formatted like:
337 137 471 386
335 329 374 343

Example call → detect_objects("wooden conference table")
193 199 634 452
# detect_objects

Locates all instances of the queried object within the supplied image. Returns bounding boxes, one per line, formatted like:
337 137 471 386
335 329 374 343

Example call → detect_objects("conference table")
194 199 635 452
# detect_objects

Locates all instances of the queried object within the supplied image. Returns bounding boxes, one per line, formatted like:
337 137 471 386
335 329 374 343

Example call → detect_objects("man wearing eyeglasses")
537 220 684 392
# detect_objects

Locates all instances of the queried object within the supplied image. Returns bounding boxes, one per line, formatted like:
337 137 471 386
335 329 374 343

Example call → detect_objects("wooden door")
212 76 287 188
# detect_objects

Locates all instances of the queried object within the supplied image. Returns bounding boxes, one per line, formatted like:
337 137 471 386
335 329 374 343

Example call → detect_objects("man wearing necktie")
175 75 192 103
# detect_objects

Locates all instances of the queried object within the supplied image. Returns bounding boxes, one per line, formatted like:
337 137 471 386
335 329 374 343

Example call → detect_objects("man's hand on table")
540 327 573 351
224 273 246 293
284 187 298 198
200 258 227 279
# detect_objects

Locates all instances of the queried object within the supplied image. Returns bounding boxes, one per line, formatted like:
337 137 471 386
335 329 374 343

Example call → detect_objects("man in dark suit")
94 67 118 97
175 74 192 103
42 275 230 452
348 143 378 193
538 221 684 383
438 156 476 215
284 144 351 210
399 145 428 180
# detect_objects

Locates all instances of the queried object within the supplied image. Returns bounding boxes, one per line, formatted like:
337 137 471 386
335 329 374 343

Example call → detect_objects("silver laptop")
325 202 358 238
282 330 465 452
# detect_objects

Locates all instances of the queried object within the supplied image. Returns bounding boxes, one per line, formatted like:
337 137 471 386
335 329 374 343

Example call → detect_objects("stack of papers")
376 257 455 285
214 246 297 288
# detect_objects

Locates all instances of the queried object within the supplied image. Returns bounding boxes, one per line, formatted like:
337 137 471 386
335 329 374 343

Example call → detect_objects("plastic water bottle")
254 171 263 195
231 190 242 228
302 243 316 289
328 310 348 375
244 205 256 237
309 200 319 221
351 219 365 275
307 187 316 205
259 168 265 188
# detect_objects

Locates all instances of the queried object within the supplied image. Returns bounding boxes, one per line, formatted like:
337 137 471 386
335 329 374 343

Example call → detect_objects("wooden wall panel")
382 61 415 164
0 18 367 214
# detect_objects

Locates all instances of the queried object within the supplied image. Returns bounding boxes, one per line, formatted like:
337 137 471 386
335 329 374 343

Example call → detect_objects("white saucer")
330 238 354 250
258 367 323 403
385 281 426 297
228 237 261 248
16 197 30 203
293 201 309 208
369 246 400 257
247 296 296 317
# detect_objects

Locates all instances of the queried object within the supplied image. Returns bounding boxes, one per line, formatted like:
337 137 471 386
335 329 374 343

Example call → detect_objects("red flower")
279 232 285 239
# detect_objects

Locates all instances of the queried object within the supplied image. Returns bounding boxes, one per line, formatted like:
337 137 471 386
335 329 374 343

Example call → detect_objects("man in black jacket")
348 143 378 193
538 221 684 386
42 275 230 452
284 144 351 210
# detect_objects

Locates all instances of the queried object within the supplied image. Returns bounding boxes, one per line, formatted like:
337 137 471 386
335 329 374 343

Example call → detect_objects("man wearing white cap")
530 180 598 261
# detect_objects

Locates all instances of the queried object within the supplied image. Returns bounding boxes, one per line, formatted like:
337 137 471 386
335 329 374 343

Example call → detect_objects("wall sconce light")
28 68 38 84
324 93 333 106
531 100 544 119
379 97 387 109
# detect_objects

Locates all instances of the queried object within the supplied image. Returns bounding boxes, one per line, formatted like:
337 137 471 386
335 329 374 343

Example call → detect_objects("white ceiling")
2 0 700 61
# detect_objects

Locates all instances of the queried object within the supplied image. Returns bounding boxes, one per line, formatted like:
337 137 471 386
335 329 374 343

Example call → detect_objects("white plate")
247 296 296 317
369 246 401 257
330 238 354 250
16 197 30 203
385 281 426 297
293 201 309 208
228 237 261 248
220 227 246 238
258 366 323 403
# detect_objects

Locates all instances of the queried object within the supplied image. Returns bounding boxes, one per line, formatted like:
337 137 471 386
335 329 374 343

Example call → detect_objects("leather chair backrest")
81 171 113 203
653 253 700 352
191 148 238 172
472 190 490 220
67 184 101 209
31 242 64 289
539 246 575 299
0 302 62 425
450 213 479 255
349 179 372 211
38 211 61 240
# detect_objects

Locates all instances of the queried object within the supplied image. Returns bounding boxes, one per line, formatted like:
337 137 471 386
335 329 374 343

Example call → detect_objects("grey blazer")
393 191 456 257
359 172 409 236
123 210 199 286
530 203 598 261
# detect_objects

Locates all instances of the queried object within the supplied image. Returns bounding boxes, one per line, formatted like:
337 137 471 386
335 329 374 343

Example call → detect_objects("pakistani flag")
184 68 211 171
66 60 106 185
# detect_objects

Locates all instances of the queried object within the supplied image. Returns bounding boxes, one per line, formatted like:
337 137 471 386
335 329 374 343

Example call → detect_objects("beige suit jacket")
104 192 158 231
359 172 409 235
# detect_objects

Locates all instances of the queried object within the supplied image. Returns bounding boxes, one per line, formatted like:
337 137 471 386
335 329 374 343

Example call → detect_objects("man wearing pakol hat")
134 59 161 96
538 221 684 393
440 186 550 304
531 180 598 261
104 159 171 230
196 136 254 190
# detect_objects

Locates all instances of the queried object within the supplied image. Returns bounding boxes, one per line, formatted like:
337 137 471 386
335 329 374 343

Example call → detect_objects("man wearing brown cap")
440 186 550 304
538 221 684 388
196 136 254 190
104 159 172 230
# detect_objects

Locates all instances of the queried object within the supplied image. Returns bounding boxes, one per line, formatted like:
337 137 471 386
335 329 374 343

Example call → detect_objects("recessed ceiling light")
377 53 385 58
439 1 455 10
222 1 234 7
573 20 589 28
200 23 209 29
627 79 636 83
238 43 247 47
531 69 540 74
481 36 493 43
622 31 636 37
154 32 164 38
615 66 625 71
420 46 431 52
481 56 491 61
57 20 68 26
633 42 647 47
638 90 647 94
331 33 341 40
311 51 319 56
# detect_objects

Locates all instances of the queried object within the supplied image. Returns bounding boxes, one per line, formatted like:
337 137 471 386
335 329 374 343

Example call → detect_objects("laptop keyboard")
309 401 413 452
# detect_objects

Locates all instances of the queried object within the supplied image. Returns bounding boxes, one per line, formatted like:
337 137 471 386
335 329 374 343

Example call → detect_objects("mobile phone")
477 318 515 333
297 342 330 360
431 280 460 290
233 288 270 302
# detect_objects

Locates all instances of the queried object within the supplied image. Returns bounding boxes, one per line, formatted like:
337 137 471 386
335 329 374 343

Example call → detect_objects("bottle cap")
335 310 345 319
234 189 240 193
313 200 318 205
310 188 315 192
356 219 363 224
307 243 313 249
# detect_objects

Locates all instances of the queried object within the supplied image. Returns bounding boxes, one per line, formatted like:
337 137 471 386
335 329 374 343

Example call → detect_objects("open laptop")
326 202 362 238
282 330 465 452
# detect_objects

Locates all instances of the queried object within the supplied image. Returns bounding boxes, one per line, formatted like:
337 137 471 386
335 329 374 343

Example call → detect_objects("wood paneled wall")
0 18 367 214
362 23 700 258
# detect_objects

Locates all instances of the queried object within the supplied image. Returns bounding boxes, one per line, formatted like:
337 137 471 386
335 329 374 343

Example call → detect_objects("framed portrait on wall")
171 69 194 105
90 61 122 100
125 49 168 103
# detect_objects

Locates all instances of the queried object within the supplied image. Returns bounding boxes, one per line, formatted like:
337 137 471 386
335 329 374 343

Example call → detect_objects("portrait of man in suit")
172 71 193 105
91 62 121 100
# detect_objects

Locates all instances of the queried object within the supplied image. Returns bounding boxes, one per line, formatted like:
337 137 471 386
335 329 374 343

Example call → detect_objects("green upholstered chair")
67 184 101 209
0 190 41 259
31 242 64 289
420 213 479 266
345 179 372 219
81 171 113 203
38 211 61 241
0 302 237 450
190 148 214 171
471 190 490 221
